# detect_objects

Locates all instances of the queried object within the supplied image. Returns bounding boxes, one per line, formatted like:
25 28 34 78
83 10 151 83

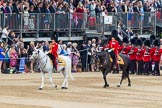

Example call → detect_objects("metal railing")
0 11 160 39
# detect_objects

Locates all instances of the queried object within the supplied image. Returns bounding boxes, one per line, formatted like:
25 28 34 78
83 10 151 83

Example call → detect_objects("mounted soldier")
47 40 58 71
103 30 119 73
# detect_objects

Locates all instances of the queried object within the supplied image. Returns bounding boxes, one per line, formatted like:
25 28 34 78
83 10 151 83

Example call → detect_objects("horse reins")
40 56 48 71
33 53 48 72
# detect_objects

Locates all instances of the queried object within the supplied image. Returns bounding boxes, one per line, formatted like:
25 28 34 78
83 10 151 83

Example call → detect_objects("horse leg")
39 71 45 90
127 74 131 87
117 77 123 87
117 69 125 87
48 70 57 89
64 69 69 89
61 70 68 89
63 77 68 89
102 70 109 88
126 66 131 87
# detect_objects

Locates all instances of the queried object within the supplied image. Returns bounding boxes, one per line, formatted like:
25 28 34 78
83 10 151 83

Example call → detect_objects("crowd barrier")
0 11 160 38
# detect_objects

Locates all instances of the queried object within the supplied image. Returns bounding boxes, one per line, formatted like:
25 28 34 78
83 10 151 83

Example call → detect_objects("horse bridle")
33 51 48 71
97 51 109 66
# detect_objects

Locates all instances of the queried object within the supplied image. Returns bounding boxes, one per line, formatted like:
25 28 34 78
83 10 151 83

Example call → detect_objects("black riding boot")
47 53 55 70
109 51 117 73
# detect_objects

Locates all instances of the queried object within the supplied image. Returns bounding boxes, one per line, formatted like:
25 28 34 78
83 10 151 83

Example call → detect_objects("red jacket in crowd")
152 48 162 61
136 48 145 61
143 47 153 62
121 45 131 55
128 46 138 60
118 44 123 53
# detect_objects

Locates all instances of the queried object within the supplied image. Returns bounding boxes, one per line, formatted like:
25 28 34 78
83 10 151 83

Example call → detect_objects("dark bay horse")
97 50 131 88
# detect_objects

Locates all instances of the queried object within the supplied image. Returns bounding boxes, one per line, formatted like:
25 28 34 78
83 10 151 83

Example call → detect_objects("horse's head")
30 48 41 61
96 50 112 71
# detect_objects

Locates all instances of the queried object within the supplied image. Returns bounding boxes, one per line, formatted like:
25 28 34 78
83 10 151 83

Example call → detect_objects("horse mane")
97 51 107 56
35 49 47 58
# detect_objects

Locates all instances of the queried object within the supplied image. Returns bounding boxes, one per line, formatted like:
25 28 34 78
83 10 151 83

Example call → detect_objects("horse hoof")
61 87 68 89
39 88 43 90
117 85 120 87
55 85 57 88
106 84 109 87
64 87 68 89
128 84 131 87
103 85 108 88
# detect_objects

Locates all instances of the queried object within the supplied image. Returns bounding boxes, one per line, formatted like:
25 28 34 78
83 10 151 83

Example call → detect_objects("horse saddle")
117 56 124 65
58 56 66 66
109 55 124 65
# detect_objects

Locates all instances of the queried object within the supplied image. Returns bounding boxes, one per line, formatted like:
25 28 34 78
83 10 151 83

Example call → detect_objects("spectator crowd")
0 0 161 16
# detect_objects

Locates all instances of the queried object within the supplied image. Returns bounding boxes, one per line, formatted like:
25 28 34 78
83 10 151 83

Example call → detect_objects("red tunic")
143 48 153 62
136 48 144 61
121 45 131 55
118 44 123 53
128 46 138 60
51 42 58 58
108 39 119 55
153 48 162 61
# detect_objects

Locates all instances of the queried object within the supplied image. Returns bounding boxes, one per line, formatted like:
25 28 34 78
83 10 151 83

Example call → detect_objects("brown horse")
97 50 131 88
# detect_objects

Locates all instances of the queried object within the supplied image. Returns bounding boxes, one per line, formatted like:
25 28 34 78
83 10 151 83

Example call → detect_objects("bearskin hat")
133 37 138 41
116 37 122 44
136 38 142 46
111 30 118 39
123 37 129 43
144 40 150 47
131 37 138 45
153 39 160 47
150 34 156 42
141 37 146 42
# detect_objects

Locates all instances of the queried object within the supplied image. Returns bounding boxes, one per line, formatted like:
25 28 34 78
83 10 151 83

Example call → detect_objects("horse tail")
122 55 130 80
124 57 130 79
126 63 130 75
68 60 74 80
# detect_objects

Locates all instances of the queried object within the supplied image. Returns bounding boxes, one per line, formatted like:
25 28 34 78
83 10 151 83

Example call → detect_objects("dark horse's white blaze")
30 49 74 90
97 50 131 88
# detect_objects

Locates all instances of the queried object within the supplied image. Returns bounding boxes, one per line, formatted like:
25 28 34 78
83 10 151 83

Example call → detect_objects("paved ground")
0 72 162 108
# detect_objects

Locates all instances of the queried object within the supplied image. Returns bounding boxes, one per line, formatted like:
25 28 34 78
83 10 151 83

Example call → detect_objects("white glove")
45 51 49 55
104 48 109 51
108 49 112 52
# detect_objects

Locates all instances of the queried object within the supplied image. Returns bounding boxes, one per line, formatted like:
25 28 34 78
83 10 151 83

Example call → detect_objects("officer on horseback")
103 30 119 73
47 40 58 71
